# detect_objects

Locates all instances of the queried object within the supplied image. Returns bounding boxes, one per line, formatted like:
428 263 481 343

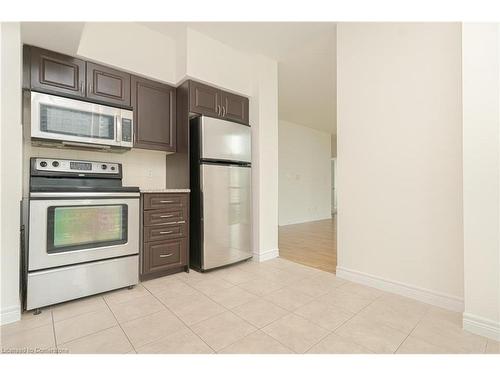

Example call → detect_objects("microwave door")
30 92 123 147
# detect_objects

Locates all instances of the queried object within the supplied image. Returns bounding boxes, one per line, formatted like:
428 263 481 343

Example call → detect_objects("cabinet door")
143 239 187 275
221 91 249 125
30 47 86 98
131 76 176 152
189 81 221 117
86 62 131 107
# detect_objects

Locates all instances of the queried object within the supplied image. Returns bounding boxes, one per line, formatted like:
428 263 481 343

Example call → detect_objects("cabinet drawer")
143 194 187 210
143 208 187 226
144 223 187 242
143 239 187 274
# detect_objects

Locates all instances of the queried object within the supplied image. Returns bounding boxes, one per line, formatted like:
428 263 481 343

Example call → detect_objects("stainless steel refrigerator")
190 116 252 271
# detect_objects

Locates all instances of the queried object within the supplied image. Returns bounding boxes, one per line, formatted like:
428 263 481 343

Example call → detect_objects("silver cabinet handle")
160 214 174 218
216 104 221 115
156 220 185 226
160 200 174 203
159 231 174 234
221 106 226 117
159 253 173 258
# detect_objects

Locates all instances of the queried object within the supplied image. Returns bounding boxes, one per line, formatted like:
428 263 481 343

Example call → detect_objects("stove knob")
110 166 116 171
40 161 47 167
101 164 107 170
52 161 59 167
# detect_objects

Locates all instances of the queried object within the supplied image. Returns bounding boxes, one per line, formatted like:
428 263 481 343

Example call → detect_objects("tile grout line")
392 305 432 354
52 289 159 351
145 279 221 353
50 310 58 352
55 303 125 349
102 296 137 354
317 292 387 353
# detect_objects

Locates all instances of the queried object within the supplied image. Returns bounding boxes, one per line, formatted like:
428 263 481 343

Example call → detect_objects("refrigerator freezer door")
201 117 251 163
201 163 252 269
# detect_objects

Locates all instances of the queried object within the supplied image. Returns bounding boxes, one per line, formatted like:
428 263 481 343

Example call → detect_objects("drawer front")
143 239 187 274
143 194 187 210
144 223 187 242
143 208 187 226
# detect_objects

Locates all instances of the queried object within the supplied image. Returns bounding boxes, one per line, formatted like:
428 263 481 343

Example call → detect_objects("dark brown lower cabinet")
141 193 189 280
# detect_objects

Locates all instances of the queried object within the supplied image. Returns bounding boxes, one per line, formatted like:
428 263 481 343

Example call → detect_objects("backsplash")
23 141 167 195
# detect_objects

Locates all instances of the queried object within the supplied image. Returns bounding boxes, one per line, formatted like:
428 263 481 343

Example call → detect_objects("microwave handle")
115 114 121 144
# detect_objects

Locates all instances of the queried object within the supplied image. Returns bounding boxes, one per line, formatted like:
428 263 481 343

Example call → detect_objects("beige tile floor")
1 257 499 354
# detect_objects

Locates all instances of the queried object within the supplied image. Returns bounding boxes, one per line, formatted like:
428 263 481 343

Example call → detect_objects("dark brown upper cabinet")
30 46 86 99
25 45 132 108
132 76 176 152
86 62 131 107
188 80 249 125
221 91 249 124
188 80 221 118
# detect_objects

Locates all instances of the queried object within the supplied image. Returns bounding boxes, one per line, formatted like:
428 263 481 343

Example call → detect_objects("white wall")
185 28 253 96
78 22 178 85
250 55 279 260
278 120 331 226
331 133 337 158
462 23 500 340
0 22 23 324
336 23 464 311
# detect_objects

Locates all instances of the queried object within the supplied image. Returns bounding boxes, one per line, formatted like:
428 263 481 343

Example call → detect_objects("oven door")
28 192 140 271
30 92 132 148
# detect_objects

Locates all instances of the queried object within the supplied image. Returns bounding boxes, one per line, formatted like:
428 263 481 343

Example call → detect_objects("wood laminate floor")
279 216 337 273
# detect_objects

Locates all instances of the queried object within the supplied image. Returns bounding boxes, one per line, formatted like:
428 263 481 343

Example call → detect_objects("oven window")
40 104 115 140
47 205 128 253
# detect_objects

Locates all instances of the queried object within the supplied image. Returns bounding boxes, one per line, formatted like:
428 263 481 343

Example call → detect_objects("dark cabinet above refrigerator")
188 80 249 125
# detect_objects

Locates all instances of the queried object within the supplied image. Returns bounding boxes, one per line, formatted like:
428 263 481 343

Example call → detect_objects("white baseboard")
253 248 279 262
0 304 21 326
463 313 500 341
336 266 464 312
279 214 332 227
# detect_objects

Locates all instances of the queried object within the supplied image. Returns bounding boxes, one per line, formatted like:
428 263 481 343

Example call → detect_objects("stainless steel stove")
24 157 140 312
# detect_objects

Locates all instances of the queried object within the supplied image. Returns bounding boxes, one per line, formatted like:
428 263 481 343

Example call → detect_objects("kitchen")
22 43 254 309
2 14 500 364
2 21 284 354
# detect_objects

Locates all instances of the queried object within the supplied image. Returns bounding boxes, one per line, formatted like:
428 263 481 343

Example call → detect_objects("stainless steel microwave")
27 92 133 151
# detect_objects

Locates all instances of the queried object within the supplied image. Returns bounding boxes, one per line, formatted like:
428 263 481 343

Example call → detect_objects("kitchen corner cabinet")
132 76 177 152
140 193 189 280
188 80 249 125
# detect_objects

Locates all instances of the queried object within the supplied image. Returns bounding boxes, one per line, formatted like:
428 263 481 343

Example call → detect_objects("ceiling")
21 22 337 134
143 22 337 134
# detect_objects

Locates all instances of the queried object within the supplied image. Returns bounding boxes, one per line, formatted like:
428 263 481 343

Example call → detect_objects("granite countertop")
140 188 190 193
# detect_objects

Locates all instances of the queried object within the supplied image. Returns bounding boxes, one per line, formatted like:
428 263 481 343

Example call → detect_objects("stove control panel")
34 158 120 175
